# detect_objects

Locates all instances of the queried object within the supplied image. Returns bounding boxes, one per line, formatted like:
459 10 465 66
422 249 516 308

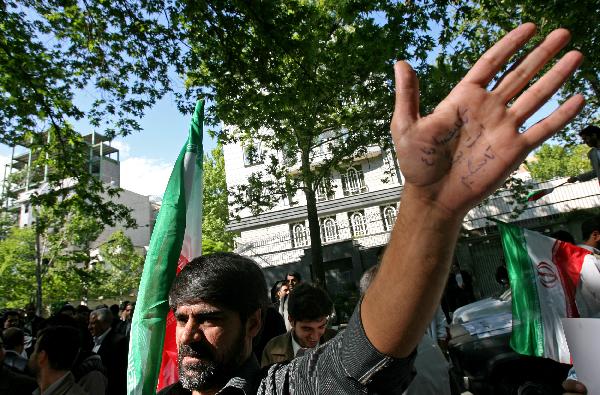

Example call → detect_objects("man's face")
88 314 109 337
291 316 328 349
4 313 19 329
277 284 289 300
175 302 247 392
123 304 133 320
286 275 299 290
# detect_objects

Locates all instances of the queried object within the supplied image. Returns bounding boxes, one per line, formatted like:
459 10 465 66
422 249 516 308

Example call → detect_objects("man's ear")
246 309 262 339
288 315 295 326
37 349 48 367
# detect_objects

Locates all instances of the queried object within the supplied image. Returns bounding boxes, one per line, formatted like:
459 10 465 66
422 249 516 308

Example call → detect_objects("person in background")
89 308 127 395
568 125 600 186
0 334 37 395
2 328 29 374
285 272 301 291
261 283 336 367
24 303 45 339
28 326 88 395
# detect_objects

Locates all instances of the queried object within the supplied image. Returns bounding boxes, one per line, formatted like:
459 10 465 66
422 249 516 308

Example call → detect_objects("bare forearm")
361 186 463 357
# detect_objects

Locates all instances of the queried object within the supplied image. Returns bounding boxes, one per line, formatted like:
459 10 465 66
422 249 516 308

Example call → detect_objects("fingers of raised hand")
493 28 572 103
510 50 583 125
521 94 585 149
392 61 420 134
463 23 537 87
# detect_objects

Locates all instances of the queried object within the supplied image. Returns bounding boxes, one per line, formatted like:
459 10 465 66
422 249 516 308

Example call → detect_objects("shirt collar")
216 355 260 394
290 330 318 357
94 327 111 345
33 371 71 395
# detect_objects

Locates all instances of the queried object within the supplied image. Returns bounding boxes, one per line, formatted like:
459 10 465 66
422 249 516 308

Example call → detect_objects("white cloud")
111 140 131 159
119 157 172 197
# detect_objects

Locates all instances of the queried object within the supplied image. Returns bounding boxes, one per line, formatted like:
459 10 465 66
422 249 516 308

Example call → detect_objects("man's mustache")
179 341 215 361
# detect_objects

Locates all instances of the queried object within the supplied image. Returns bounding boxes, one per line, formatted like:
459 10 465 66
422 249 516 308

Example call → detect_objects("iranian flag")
498 222 600 364
127 100 204 394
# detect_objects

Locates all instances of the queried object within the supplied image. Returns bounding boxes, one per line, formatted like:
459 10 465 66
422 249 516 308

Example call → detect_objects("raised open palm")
392 24 585 216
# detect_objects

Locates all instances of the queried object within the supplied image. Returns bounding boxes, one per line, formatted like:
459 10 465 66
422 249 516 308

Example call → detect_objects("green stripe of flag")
127 100 204 394
498 222 544 357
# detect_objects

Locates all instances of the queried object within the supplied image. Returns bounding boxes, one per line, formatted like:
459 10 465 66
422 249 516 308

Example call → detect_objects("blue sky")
0 94 218 198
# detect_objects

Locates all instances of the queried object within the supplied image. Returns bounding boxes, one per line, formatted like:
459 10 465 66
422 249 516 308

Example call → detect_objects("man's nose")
180 320 204 344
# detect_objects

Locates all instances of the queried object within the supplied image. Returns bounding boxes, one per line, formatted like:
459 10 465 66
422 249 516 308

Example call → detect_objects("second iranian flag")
498 222 600 364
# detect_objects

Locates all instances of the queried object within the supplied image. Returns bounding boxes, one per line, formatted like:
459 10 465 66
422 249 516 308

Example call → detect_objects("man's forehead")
175 301 225 315
297 317 328 326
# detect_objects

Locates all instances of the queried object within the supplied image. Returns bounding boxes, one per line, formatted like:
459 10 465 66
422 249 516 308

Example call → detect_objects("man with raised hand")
159 23 584 395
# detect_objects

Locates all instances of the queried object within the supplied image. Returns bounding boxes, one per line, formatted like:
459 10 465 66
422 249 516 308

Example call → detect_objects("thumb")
392 61 420 132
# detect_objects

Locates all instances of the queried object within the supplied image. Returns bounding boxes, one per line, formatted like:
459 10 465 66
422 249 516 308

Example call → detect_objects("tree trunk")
34 230 43 316
304 186 326 289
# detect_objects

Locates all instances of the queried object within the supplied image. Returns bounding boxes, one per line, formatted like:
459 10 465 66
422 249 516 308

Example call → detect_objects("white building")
224 139 404 293
1 132 157 251
224 137 600 299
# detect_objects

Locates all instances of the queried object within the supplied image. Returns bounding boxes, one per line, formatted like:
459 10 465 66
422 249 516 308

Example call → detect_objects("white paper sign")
562 318 600 395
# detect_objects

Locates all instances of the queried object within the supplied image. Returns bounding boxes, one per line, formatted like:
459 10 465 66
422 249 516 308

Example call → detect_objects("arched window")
291 223 308 247
321 217 338 242
349 211 367 237
341 166 366 196
382 205 397 231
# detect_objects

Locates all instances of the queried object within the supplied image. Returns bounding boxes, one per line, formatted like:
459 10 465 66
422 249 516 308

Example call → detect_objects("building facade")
224 138 600 303
1 132 157 251
224 140 404 297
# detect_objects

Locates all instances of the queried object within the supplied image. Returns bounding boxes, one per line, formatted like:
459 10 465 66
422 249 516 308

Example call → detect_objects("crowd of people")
0 301 134 394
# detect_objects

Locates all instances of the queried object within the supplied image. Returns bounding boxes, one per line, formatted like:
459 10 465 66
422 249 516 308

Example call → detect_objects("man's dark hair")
120 301 131 311
550 230 575 244
581 216 600 241
2 327 24 350
169 253 269 322
288 283 333 322
58 304 75 315
109 304 119 318
270 280 286 303
36 326 81 371
580 125 600 136
286 272 301 282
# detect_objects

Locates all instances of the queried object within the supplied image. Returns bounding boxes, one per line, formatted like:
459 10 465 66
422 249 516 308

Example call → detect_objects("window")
349 211 368 237
320 217 339 242
381 205 397 231
243 144 262 167
341 166 367 196
316 177 335 202
290 223 308 248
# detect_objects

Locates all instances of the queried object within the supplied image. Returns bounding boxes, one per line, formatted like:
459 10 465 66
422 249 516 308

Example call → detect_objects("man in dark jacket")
89 308 127 395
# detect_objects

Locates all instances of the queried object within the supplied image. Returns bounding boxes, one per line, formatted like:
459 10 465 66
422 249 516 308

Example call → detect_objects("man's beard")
178 329 245 391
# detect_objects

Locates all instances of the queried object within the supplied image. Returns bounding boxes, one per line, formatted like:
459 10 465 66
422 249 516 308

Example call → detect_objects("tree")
182 1 449 287
0 227 37 308
34 204 106 308
0 0 174 235
202 144 235 253
443 0 600 138
96 230 144 300
526 144 592 182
